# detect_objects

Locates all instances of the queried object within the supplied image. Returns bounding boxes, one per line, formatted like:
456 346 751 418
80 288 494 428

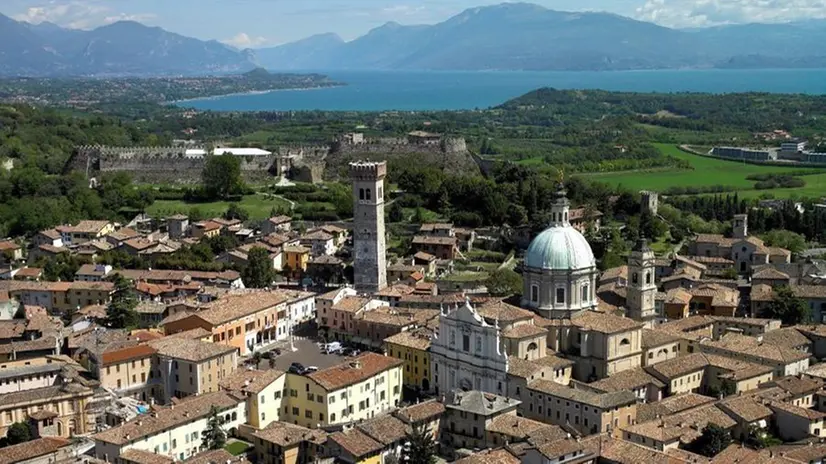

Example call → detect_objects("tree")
243 247 274 288
5 422 31 445
692 423 731 457
761 229 806 255
402 422 437 464
224 203 249 222
767 285 812 325
105 274 138 329
388 201 405 223
485 268 522 297
202 154 243 200
201 406 227 450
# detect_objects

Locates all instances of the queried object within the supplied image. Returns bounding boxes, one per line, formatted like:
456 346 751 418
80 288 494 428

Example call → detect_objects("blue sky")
5 0 826 48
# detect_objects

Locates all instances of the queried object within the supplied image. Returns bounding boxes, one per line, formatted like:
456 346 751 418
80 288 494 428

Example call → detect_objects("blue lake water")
181 69 826 112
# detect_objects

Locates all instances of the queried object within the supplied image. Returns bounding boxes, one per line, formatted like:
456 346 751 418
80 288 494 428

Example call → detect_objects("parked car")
288 362 306 374
305 366 319 373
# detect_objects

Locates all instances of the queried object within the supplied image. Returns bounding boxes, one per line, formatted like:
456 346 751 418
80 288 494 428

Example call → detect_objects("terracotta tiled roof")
412 235 457 246
252 421 326 447
302 230 334 241
101 344 156 366
0 437 71 464
791 285 826 298
486 414 555 440
769 400 826 420
636 393 716 422
192 291 287 326
753 267 791 280
581 434 688 464
393 400 445 424
306 352 403 391
717 395 773 423
764 375 822 396
570 310 642 334
590 367 665 392
93 391 243 445
703 353 774 381
761 327 811 350
501 323 547 339
413 251 437 262
357 414 410 446
219 369 284 394
646 353 708 380
600 265 628 282
332 296 371 313
384 329 432 351
149 337 236 363
119 449 174 464
328 428 383 458
642 328 681 348
701 332 810 364
475 299 535 322
624 403 736 444
58 220 111 234
529 379 637 409
454 449 519 464
268 215 292 225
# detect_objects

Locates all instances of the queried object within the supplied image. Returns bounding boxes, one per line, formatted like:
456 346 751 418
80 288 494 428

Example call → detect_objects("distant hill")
0 13 257 76
255 3 826 72
5 2 826 76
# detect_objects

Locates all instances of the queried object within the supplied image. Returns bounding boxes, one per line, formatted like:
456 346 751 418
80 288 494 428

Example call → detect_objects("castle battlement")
349 161 387 180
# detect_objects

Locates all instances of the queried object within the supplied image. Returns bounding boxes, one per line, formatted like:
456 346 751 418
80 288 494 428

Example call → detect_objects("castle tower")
640 191 659 216
626 237 657 326
733 214 748 239
350 161 388 293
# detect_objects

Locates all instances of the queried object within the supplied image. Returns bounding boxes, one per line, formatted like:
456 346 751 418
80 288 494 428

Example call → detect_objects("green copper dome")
525 225 595 271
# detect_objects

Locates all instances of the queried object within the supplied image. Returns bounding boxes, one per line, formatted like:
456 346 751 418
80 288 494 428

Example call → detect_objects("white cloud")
222 33 270 49
635 0 826 28
13 1 155 29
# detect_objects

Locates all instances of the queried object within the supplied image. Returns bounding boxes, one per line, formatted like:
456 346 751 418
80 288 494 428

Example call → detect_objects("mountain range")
3 2 826 76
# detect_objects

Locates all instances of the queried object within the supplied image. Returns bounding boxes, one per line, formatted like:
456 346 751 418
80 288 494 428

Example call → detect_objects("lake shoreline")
168 83 346 105
180 68 826 112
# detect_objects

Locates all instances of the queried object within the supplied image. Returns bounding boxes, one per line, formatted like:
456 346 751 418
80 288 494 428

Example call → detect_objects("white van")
323 342 343 354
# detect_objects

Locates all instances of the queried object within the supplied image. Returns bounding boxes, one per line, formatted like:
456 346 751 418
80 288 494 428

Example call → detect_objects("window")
645 272 652 284
292 407 299 415
331 413 336 422
632 272 638 284
305 410 313 418
359 188 365 200
366 189 372 200
475 336 482 353
531 285 539 303
556 288 565 304
450 330 456 346
620 338 630 346
581 285 589 302
462 335 470 352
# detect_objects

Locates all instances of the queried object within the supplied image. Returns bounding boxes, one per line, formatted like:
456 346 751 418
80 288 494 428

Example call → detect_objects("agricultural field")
146 193 290 220
586 144 824 198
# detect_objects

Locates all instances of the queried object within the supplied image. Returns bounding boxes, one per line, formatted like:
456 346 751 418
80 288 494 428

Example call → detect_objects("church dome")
524 225 595 271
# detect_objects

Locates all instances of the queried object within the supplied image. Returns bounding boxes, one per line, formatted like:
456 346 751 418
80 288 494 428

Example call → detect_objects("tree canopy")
692 423 732 457
201 406 227 450
485 268 522 297
202 154 243 200
106 274 139 329
243 247 274 288
767 285 811 325
402 422 437 464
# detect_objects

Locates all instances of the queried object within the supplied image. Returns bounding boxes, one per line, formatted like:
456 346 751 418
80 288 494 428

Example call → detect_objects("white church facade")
430 300 508 396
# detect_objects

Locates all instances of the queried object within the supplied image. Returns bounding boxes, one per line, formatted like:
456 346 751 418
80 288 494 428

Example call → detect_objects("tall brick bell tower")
350 161 387 293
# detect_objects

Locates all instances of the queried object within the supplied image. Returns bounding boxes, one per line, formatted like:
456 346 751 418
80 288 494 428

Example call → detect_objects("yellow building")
283 245 310 278
282 353 403 429
148 337 238 403
192 221 222 239
56 220 115 245
98 344 157 402
219 369 286 429
384 328 432 391
0 381 96 438
163 291 288 355
252 421 327 464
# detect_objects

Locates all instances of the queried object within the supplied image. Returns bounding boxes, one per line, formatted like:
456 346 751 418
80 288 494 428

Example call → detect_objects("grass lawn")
586 144 822 196
146 193 290 220
444 271 490 282
225 441 251 456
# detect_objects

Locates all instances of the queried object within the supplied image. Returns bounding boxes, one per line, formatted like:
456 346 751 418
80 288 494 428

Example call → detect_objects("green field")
586 144 826 199
146 193 290 220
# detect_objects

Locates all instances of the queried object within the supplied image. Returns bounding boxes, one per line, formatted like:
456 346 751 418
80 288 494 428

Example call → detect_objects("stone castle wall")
67 136 474 184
